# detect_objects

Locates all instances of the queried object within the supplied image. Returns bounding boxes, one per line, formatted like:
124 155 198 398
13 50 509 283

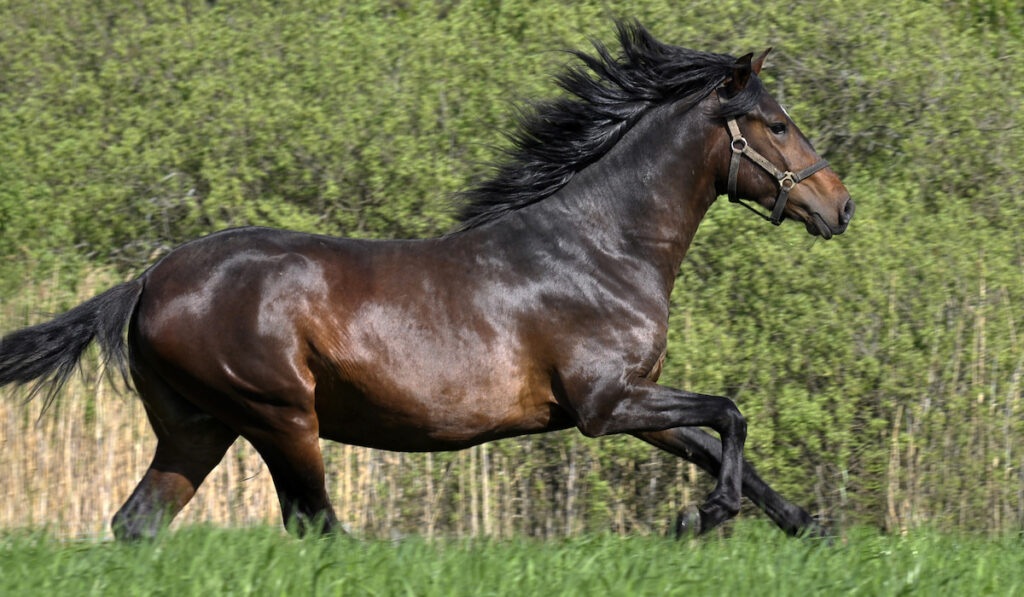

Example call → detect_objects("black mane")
455 20 765 231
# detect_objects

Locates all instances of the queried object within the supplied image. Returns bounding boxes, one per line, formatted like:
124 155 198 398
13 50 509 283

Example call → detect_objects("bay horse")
0 22 853 541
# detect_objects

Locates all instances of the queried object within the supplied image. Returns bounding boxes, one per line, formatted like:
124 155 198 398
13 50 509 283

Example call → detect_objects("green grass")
2 523 1023 596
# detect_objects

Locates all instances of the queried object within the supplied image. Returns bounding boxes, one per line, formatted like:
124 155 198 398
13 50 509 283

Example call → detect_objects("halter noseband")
720 94 830 225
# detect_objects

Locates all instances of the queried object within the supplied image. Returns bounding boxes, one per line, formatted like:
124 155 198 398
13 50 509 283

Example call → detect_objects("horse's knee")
575 412 612 438
721 401 747 440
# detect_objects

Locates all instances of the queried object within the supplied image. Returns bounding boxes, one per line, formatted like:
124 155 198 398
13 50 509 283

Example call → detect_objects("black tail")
0 279 145 406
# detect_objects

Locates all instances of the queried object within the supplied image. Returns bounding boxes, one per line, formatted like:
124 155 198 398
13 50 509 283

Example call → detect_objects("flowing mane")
456 21 766 231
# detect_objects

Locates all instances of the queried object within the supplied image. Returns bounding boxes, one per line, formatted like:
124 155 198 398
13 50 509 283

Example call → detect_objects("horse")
0 22 853 541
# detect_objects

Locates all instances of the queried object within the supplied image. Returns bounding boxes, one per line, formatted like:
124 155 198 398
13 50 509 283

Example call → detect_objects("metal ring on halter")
778 172 797 190
731 138 747 153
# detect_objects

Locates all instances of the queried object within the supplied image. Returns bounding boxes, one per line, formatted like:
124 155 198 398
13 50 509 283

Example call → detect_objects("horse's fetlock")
706 492 742 519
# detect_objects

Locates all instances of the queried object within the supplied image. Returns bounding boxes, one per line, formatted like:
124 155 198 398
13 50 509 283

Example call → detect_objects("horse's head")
716 50 854 239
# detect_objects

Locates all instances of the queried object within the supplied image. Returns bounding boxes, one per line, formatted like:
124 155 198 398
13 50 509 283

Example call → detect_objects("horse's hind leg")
636 428 826 538
112 379 237 541
241 411 340 537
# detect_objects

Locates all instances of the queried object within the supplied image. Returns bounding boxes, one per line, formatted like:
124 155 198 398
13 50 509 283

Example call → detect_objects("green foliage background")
1 0 1023 533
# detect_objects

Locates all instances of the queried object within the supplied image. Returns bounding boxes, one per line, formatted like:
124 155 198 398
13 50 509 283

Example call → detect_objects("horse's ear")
723 52 754 96
752 47 772 75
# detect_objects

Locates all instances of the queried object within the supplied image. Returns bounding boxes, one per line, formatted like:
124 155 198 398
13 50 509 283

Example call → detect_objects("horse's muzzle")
839 199 856 230
807 196 854 239
836 197 855 234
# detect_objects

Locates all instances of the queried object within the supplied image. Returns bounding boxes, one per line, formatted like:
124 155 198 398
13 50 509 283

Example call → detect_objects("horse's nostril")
841 198 855 223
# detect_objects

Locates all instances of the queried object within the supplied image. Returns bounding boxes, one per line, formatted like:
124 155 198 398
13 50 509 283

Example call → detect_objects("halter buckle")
778 172 797 190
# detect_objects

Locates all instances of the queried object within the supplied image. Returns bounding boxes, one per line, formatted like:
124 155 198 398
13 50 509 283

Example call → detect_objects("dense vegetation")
2 0 1023 536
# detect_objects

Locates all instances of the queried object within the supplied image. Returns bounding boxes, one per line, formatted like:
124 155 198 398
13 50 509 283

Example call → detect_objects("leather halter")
721 96 830 225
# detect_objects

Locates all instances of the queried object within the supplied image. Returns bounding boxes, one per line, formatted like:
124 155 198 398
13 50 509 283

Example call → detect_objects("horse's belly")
312 372 569 451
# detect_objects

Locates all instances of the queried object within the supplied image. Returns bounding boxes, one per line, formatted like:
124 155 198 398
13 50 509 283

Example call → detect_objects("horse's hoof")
802 514 836 544
674 506 702 540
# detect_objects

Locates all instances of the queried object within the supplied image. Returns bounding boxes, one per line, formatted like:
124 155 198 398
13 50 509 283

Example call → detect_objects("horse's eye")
769 123 787 135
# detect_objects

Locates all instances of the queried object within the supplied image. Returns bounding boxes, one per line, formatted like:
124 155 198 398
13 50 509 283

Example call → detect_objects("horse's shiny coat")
0 23 852 540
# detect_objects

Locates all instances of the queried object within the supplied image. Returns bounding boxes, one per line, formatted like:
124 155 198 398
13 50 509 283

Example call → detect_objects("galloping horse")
0 22 853 540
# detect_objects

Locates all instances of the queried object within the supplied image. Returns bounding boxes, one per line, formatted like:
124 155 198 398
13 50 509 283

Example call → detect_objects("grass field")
2 522 1022 596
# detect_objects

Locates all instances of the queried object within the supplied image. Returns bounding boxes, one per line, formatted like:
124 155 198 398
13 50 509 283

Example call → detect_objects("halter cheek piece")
720 94 830 225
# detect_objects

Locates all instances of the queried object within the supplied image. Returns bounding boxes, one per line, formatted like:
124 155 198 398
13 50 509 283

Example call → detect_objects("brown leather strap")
720 92 829 226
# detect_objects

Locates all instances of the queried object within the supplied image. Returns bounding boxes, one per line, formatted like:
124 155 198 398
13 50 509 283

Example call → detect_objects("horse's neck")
521 102 720 294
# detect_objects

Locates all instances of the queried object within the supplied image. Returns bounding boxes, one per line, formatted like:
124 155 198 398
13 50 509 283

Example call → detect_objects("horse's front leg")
570 378 746 536
636 427 827 538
